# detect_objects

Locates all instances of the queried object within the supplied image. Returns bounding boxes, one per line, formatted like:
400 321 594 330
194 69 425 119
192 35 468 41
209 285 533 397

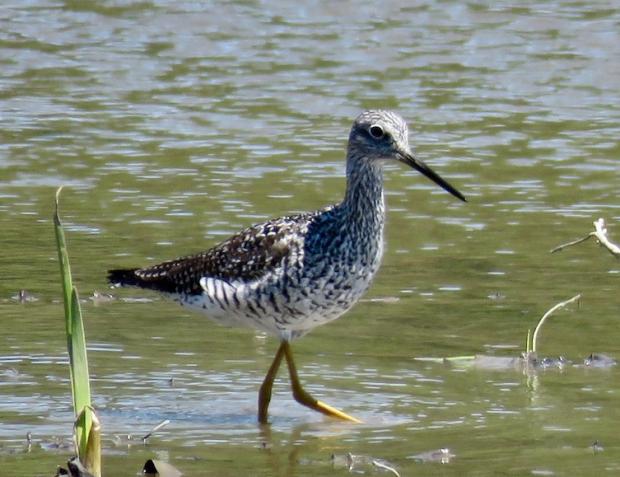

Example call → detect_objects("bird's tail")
108 268 140 287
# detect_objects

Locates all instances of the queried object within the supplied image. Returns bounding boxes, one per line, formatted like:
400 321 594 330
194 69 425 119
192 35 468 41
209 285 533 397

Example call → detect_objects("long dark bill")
398 152 466 202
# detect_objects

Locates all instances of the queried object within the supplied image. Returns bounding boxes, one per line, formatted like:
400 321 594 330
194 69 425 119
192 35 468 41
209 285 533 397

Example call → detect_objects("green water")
1 1 620 475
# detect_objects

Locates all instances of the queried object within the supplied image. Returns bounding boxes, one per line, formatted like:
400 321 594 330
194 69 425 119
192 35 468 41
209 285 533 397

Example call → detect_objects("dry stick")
550 233 594 253
551 218 620 258
531 294 581 353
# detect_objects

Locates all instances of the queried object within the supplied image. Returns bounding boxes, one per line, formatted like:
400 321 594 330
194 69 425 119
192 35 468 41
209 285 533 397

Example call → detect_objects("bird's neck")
340 156 385 229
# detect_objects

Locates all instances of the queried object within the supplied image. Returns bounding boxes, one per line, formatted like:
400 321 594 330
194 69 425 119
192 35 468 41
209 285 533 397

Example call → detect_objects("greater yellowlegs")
108 110 466 423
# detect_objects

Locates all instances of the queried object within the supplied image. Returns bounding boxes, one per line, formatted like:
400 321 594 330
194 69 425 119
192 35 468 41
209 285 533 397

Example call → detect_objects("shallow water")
1 1 620 475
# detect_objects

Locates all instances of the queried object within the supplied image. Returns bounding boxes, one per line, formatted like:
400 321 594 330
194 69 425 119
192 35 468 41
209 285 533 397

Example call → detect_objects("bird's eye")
369 125 384 139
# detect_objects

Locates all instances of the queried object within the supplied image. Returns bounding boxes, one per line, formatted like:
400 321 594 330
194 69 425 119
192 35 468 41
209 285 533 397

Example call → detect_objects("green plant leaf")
54 187 100 477
71 287 92 457
54 186 73 335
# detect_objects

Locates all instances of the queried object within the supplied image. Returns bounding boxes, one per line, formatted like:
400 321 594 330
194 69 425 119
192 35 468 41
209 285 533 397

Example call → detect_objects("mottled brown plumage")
109 212 317 294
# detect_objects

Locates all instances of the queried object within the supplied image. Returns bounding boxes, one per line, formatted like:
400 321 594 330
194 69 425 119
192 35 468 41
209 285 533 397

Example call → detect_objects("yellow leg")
282 341 362 423
258 342 286 424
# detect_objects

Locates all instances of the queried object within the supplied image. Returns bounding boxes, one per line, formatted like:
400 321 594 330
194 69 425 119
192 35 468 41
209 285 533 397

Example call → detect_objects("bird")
108 110 466 424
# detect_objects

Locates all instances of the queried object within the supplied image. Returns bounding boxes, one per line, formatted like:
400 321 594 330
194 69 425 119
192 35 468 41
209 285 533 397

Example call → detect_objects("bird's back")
109 211 315 295
109 202 384 339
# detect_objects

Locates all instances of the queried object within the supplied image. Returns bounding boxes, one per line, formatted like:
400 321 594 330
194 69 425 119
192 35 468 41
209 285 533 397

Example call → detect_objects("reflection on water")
2 0 620 475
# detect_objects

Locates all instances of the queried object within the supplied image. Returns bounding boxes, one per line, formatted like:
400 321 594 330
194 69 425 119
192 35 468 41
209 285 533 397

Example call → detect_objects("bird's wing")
109 213 312 295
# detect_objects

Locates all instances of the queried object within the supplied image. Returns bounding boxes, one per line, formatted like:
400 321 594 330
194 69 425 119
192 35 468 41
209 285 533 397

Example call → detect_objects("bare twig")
550 233 595 253
551 218 619 258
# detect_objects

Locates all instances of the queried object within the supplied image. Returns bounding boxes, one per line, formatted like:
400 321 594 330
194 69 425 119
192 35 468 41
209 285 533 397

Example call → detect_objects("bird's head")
349 110 466 202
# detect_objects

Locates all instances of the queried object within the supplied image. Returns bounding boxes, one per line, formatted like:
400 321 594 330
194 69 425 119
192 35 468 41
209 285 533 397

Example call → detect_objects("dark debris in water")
55 457 95 477
591 440 604 453
583 353 617 368
143 459 183 477
9 289 38 303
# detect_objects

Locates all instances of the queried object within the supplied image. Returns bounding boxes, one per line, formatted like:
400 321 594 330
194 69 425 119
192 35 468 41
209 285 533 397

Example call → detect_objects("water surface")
1 1 619 475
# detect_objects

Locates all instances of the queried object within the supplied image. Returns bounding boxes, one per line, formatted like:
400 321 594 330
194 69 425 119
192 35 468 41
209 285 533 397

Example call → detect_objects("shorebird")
108 110 465 423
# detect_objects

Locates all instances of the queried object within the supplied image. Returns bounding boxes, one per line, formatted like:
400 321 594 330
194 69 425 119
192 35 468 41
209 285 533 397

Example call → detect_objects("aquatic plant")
417 294 582 368
526 294 581 354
